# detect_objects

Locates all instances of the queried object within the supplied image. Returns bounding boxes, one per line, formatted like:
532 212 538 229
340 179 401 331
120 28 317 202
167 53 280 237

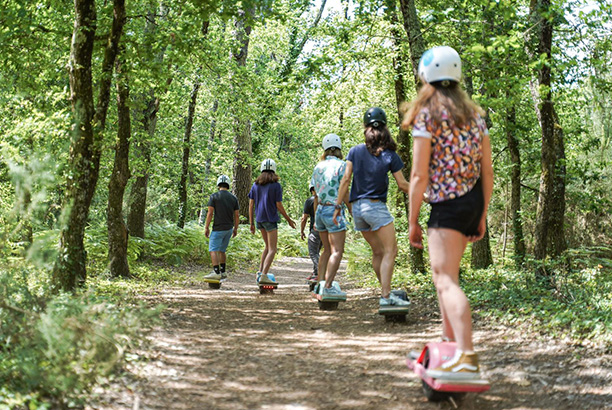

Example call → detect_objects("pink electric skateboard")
407 342 490 402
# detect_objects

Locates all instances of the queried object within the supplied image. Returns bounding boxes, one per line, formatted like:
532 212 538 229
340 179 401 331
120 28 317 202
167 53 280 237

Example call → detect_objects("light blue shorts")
352 199 394 232
315 205 347 233
209 229 233 252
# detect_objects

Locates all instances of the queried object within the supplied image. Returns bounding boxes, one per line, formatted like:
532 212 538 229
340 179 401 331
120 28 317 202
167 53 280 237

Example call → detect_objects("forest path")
95 257 612 410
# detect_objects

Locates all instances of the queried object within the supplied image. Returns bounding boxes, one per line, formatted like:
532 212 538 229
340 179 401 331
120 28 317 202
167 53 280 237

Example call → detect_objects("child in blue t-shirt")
248 159 296 285
334 107 410 312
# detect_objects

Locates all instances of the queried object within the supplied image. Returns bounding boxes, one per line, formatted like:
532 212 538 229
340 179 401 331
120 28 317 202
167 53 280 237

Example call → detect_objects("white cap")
322 133 342 150
260 158 277 172
418 46 462 84
216 175 231 187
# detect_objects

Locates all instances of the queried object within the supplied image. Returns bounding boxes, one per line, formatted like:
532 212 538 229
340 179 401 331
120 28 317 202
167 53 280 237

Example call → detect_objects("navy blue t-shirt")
248 182 283 223
346 143 404 203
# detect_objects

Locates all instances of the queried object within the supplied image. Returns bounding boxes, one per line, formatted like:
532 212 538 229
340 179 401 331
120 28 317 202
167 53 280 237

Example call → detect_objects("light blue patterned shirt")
310 156 347 205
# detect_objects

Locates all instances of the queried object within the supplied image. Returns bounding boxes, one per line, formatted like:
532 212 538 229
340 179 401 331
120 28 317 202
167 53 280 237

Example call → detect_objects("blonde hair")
402 82 484 128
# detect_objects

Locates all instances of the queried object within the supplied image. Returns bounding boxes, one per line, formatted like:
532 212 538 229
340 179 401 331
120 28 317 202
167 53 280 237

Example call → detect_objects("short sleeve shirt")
310 156 347 205
303 196 316 231
412 107 487 203
207 190 239 231
248 182 283 223
346 143 404 203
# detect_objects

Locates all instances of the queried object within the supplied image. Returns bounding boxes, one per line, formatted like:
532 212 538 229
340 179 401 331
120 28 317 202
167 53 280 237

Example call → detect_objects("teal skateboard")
379 290 410 322
312 281 346 311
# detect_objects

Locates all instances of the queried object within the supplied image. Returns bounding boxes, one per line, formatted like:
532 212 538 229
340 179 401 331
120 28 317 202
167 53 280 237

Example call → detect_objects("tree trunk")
107 53 131 278
506 104 526 264
471 223 493 268
387 0 426 273
530 0 567 269
53 0 125 291
199 99 219 225
398 0 426 85
231 9 254 218
177 81 200 228
127 7 163 239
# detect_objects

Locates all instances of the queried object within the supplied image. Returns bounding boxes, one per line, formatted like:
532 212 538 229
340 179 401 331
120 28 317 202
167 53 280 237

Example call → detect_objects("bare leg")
318 231 331 283
361 223 398 298
324 230 346 287
260 229 278 275
258 229 269 273
219 251 226 265
210 251 220 267
428 228 472 351
361 231 383 283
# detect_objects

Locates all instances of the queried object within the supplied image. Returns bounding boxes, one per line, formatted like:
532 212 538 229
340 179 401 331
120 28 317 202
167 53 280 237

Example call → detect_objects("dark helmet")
363 107 387 128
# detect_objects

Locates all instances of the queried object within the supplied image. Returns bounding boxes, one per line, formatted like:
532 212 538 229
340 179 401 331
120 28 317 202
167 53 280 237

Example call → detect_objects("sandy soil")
90 257 612 410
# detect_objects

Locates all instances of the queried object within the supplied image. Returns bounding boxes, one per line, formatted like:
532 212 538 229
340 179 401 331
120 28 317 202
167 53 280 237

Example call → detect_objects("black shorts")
427 179 484 236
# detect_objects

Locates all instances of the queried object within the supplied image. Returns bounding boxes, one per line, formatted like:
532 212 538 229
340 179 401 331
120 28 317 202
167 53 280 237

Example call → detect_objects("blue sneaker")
379 293 410 312
321 286 347 301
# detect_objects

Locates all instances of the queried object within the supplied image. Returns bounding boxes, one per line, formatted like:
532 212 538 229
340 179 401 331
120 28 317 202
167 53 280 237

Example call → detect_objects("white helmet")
322 133 342 150
260 158 277 172
216 175 231 187
418 46 462 84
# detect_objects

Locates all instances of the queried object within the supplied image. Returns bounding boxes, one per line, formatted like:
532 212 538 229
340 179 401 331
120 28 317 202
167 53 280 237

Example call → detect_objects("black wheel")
318 301 338 311
384 314 406 323
208 282 221 289
309 282 316 292
259 288 273 294
422 379 453 402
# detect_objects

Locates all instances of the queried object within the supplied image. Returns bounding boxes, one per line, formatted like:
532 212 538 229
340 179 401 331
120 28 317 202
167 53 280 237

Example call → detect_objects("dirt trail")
93 257 612 410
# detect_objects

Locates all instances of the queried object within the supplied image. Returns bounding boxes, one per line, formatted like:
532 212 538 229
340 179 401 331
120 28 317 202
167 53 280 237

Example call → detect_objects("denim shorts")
209 229 233 252
428 179 484 236
256 221 278 231
352 199 394 232
315 205 347 233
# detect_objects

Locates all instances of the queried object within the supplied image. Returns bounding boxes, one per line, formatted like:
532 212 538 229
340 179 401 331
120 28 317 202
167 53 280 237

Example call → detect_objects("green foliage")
0 266 159 409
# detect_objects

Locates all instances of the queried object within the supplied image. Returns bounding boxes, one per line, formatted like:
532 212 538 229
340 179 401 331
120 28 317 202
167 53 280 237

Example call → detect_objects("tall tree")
107 51 131 278
127 6 163 240
53 0 126 291
231 8 254 217
177 80 200 228
529 0 567 268
391 0 426 273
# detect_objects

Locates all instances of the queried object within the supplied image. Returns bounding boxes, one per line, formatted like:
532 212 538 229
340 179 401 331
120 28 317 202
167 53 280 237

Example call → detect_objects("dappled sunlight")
123 258 612 410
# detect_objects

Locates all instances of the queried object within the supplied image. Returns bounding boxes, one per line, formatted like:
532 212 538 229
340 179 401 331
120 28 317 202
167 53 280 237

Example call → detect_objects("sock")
213 265 220 274
220 263 226 273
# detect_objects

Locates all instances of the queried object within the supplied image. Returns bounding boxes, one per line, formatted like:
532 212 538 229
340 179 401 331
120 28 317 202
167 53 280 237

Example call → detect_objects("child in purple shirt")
248 159 296 285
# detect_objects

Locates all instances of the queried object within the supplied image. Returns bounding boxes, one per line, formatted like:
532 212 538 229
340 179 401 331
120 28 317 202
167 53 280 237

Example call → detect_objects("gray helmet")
363 107 387 128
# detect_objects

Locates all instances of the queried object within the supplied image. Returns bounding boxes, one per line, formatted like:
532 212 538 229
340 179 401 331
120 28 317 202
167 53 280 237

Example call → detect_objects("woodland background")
0 0 611 408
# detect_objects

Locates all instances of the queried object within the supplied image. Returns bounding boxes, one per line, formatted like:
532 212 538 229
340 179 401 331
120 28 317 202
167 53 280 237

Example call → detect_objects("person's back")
347 143 403 203
209 190 239 231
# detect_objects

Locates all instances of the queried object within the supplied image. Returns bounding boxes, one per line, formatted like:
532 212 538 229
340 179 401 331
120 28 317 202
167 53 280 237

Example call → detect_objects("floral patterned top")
310 156 347 205
412 107 487 203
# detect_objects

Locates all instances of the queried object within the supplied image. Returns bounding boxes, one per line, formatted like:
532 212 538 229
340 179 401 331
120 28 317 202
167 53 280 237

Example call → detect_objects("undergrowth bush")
0 266 159 409
345 232 612 348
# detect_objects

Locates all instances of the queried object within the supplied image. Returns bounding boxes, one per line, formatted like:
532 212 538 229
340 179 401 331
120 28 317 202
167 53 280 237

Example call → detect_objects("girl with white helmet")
248 158 296 285
334 107 411 312
402 45 494 380
203 175 240 282
310 133 352 300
